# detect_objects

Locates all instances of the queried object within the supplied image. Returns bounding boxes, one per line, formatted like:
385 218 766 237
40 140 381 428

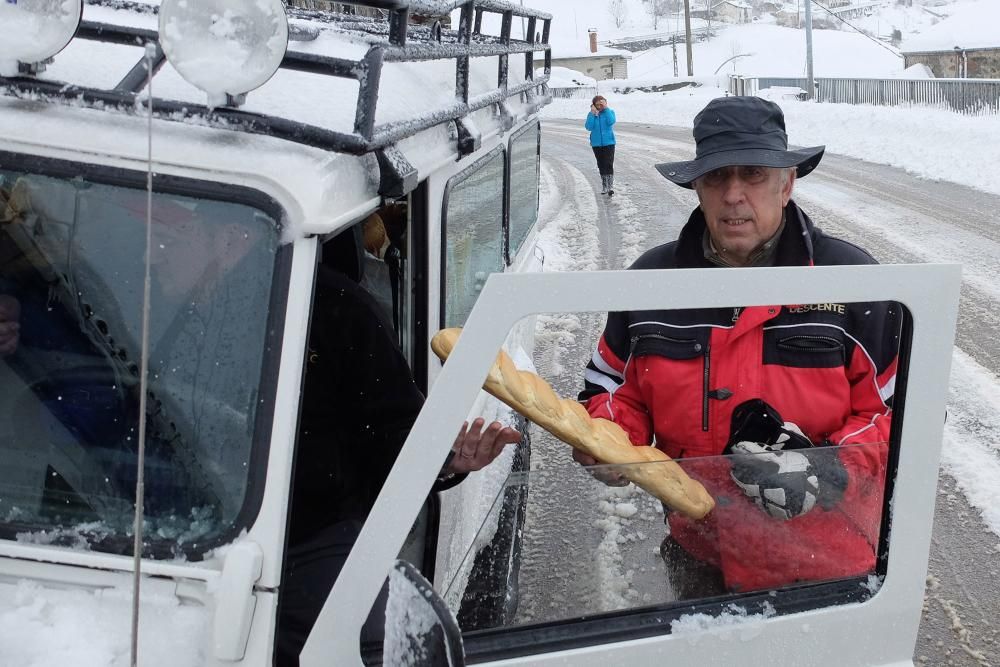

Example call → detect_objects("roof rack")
0 0 553 197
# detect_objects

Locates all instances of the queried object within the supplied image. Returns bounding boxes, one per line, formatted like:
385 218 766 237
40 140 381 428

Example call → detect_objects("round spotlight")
159 0 289 107
0 0 83 76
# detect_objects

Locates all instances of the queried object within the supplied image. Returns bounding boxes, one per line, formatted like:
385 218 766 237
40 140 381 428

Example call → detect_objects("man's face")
693 165 795 266
594 98 607 111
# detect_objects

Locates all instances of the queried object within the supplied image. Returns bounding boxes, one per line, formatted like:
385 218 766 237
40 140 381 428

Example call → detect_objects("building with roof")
900 2 1000 78
902 46 1000 79
691 0 751 24
534 31 631 81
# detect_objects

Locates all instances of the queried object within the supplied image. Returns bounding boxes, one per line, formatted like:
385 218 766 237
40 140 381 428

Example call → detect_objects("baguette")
431 328 715 520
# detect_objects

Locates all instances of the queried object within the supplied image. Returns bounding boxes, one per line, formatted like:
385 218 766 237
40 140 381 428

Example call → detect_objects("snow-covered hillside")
508 0 1000 78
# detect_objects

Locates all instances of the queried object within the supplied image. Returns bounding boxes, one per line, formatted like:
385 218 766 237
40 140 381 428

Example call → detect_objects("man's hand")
573 447 629 487
590 104 598 116
0 295 20 356
445 418 521 474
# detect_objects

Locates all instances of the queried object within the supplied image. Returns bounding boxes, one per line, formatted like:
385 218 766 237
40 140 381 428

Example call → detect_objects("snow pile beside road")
542 87 1000 197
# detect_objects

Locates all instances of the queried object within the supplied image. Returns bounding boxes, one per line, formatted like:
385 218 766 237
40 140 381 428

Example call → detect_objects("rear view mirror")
383 559 465 667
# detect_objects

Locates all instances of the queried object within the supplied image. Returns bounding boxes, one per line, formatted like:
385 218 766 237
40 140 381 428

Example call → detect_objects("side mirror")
383 559 465 667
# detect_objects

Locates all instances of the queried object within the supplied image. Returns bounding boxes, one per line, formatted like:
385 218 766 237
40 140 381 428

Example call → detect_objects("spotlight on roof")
0 0 84 77
159 0 289 108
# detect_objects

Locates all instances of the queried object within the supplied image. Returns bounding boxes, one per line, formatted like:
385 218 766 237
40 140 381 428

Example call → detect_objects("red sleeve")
582 348 654 449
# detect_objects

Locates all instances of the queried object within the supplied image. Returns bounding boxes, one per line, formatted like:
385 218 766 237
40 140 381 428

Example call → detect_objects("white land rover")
0 1 962 666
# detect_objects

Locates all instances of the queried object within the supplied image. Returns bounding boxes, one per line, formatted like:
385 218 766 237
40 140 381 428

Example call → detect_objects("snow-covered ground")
5 0 1000 663
543 84 1000 196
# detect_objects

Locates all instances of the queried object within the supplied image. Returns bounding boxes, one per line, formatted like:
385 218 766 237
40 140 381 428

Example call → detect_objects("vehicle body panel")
312 264 959 666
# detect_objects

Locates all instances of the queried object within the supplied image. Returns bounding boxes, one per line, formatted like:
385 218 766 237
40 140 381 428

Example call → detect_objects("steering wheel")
6 361 228 538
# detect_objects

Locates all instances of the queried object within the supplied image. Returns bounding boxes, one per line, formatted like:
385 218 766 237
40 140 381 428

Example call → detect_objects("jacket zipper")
702 342 711 431
629 333 709 429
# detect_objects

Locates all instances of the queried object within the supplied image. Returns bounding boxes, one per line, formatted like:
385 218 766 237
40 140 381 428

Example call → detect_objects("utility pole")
683 0 693 76
804 0 814 99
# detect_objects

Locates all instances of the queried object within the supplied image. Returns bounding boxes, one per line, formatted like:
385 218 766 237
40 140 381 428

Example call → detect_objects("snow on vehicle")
0 1 963 666
0 0 549 663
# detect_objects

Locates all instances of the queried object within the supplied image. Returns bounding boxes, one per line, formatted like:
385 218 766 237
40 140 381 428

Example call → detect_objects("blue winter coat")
585 108 616 147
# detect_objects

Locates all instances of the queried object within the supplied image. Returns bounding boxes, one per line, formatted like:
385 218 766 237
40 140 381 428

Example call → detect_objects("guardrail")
601 26 712 52
549 85 598 99
729 75 1000 115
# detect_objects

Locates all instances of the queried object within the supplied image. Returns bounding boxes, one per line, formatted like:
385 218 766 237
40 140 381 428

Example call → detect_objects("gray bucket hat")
655 96 825 189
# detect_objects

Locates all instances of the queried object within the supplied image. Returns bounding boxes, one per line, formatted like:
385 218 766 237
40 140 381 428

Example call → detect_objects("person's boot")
607 174 615 196
600 175 608 194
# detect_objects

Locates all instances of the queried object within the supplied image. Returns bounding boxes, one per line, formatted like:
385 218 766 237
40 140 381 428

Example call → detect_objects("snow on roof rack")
0 0 553 197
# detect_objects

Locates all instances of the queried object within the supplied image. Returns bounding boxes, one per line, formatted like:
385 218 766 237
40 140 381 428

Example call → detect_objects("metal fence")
549 85 598 100
729 75 1000 115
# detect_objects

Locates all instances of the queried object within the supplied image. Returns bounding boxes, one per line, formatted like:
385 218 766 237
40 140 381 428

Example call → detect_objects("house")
902 47 1000 79
691 0 752 24
900 2 1000 78
535 32 630 81
714 0 752 24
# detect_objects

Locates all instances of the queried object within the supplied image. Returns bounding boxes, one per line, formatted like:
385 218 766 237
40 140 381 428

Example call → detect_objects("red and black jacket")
579 201 902 592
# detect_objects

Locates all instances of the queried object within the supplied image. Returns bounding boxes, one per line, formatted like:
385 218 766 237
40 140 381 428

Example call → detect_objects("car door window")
442 148 505 328
507 121 540 262
431 299 902 652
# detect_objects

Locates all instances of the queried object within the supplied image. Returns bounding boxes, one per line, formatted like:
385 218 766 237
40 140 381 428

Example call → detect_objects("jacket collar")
675 199 816 269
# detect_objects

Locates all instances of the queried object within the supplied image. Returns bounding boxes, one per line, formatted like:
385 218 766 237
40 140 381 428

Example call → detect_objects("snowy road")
532 119 1000 665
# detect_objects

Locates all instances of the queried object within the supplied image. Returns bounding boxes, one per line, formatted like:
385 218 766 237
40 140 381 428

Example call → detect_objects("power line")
809 0 903 59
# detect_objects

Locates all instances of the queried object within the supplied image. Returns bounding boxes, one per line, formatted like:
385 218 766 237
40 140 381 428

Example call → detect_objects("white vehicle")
0 0 547 663
0 1 962 666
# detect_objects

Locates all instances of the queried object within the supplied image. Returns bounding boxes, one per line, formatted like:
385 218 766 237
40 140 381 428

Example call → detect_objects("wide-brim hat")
655 96 825 189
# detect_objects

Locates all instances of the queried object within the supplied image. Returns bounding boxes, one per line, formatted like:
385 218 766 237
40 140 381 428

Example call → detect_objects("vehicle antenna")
130 39 157 667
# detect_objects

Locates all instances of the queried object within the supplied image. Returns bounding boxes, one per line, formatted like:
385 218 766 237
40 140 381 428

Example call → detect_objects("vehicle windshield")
0 168 281 558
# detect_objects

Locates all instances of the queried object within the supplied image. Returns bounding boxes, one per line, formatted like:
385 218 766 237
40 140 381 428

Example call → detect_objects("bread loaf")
430 328 715 520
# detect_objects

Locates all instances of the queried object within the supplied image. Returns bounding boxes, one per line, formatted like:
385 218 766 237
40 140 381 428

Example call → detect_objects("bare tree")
608 0 629 29
646 0 671 30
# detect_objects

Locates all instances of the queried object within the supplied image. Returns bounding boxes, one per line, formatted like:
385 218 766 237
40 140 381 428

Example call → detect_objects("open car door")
306 262 960 667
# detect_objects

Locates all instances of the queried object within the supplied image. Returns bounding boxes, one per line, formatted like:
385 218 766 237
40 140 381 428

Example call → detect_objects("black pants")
660 536 727 601
592 144 615 176
276 520 388 666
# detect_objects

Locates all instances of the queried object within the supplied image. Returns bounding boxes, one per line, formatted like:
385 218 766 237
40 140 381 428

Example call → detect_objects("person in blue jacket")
585 95 617 195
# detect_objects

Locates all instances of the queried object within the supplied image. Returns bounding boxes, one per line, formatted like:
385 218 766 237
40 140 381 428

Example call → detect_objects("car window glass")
443 149 505 328
446 442 886 631
0 168 280 557
508 122 540 261
427 300 903 643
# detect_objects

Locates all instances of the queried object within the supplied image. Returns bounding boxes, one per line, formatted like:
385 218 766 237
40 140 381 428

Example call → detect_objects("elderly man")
576 96 901 597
